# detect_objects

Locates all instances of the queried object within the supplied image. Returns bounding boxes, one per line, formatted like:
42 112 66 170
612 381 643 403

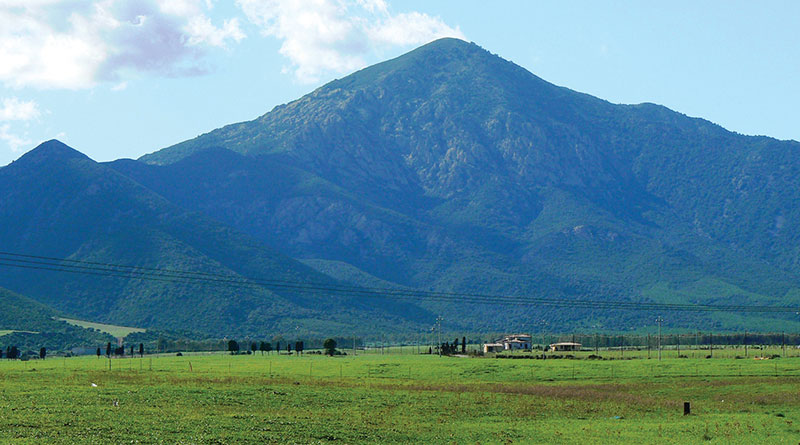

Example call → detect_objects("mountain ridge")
4 38 800 336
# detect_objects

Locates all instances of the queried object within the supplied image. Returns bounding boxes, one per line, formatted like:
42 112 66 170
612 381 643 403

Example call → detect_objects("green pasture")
57 317 145 339
0 329 38 337
1 352 799 443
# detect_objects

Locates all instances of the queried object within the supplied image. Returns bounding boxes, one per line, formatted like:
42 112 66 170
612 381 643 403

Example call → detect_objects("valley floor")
1 352 799 443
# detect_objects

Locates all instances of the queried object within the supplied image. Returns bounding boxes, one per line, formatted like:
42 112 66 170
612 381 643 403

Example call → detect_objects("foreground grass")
57 317 145 338
1 353 799 443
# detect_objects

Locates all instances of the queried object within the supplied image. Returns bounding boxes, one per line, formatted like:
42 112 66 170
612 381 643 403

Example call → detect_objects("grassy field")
1 350 799 443
57 317 145 339
0 329 38 337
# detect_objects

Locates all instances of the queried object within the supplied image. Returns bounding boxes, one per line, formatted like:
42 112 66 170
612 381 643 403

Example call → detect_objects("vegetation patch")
58 318 145 339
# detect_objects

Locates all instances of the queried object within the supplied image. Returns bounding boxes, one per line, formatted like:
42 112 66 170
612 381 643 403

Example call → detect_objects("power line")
0 251 797 313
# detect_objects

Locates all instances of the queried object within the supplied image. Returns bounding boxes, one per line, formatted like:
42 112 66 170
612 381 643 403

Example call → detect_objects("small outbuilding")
483 343 505 353
548 342 582 352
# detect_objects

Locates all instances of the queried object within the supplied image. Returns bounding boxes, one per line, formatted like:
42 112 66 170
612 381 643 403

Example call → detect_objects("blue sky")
1 1 798 166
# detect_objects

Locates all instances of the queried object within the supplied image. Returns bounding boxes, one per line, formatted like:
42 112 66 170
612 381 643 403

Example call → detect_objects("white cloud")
0 97 40 153
0 98 41 121
0 124 32 153
0 0 246 89
111 81 128 91
185 16 245 48
236 0 465 83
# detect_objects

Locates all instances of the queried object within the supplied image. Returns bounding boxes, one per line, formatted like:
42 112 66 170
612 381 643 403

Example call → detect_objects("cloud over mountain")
0 0 244 89
237 0 465 82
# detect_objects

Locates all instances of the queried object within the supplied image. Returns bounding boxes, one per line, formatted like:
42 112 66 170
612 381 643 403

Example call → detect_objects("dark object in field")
684 402 691 416
324 338 337 356
176 352 183 356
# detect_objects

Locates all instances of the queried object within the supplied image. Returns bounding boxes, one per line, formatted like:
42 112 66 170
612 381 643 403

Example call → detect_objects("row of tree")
1 346 46 360
95 342 144 358
437 337 467 356
226 339 338 356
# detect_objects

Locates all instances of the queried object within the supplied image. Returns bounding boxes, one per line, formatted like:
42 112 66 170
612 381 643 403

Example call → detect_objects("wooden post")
710 332 713 358
744 331 747 357
782 332 786 357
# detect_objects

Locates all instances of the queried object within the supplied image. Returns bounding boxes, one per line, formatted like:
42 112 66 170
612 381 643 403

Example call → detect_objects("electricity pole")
656 316 664 361
744 331 747 358
436 316 443 356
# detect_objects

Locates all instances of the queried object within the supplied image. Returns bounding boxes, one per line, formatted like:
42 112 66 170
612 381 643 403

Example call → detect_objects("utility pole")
782 331 786 357
710 332 713 358
744 331 747 358
656 316 664 361
436 316 443 356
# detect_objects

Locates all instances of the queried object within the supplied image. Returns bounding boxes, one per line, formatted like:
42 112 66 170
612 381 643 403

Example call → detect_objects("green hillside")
0 141 432 338
0 286 113 350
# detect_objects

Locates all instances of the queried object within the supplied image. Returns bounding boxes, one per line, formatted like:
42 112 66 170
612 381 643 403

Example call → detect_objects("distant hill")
0 141 431 337
0 286 112 351
3 38 800 336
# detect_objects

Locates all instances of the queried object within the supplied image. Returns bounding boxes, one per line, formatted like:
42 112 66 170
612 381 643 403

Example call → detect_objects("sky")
1 1 798 166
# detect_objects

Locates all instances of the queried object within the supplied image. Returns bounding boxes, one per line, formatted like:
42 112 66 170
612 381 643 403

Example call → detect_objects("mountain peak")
15 140 91 165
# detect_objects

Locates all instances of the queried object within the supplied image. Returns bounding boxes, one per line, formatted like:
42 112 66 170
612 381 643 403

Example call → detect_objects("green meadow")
57 317 146 339
1 351 799 443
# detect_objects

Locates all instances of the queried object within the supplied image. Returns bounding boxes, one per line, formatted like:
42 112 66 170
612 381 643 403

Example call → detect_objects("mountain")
3 38 800 336
130 38 800 331
0 140 431 337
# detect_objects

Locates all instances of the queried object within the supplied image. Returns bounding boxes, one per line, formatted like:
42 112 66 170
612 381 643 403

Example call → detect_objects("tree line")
0 346 46 360
226 338 340 356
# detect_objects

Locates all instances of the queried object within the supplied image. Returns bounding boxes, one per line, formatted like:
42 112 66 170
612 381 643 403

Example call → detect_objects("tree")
323 338 337 356
9 346 19 359
39 347 46 360
265 342 272 355
275 341 280 355
106 342 111 357
251 342 258 355
157 337 167 353
295 341 304 355
462 336 466 353
96 347 101 358
259 341 267 355
227 340 239 354
287 342 291 354
139 343 144 358
130 345 135 356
